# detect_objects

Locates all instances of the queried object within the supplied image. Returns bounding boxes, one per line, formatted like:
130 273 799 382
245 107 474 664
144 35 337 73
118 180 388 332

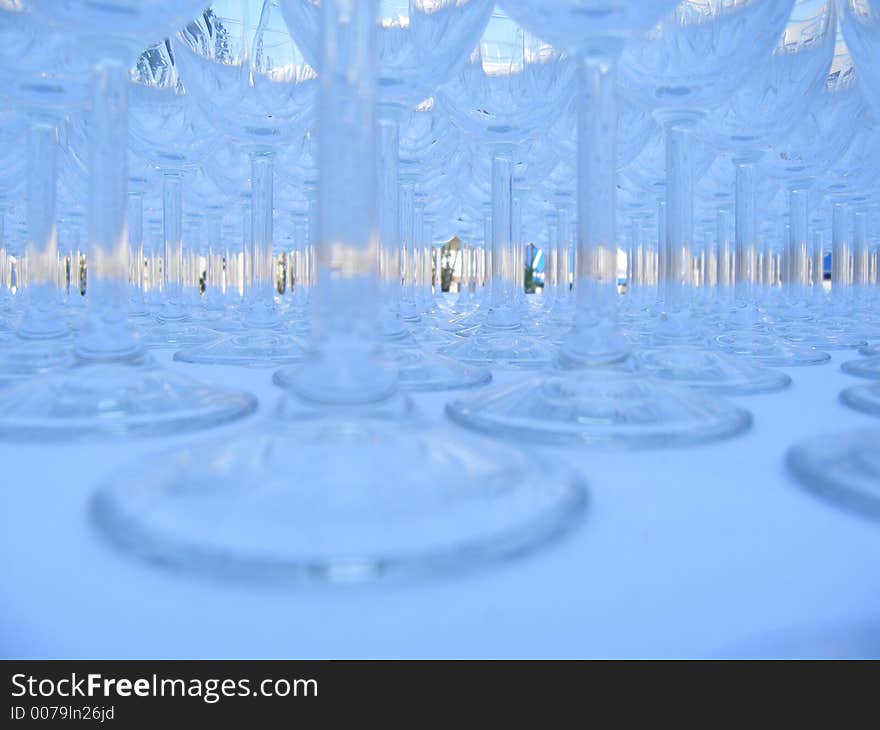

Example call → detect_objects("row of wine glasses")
1 0 879 582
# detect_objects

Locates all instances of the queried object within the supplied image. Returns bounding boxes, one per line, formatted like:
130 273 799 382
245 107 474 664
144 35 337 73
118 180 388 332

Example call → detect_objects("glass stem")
487 145 516 328
561 51 628 363
555 202 569 305
76 60 140 361
831 201 850 295
789 188 810 294
576 55 616 323
716 207 731 293
512 188 523 301
811 229 824 295
293 0 391 405
399 179 416 317
456 240 471 302
204 211 222 304
413 202 425 309
853 209 868 291
159 170 185 321
664 125 694 309
19 123 64 339
245 149 277 327
734 161 756 305
0 204 7 302
422 216 433 306
655 198 665 303
128 192 144 297
481 204 491 303
377 112 401 315
291 214 309 306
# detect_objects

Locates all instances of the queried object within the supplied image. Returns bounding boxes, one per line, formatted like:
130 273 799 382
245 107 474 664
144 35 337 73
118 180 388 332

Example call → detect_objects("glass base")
859 344 880 357
783 323 867 351
139 320 219 350
840 382 880 417
438 326 553 370
406 324 466 351
273 345 491 393
446 369 752 449
634 346 791 395
385 345 491 392
90 404 587 584
174 330 309 368
190 305 237 327
557 323 630 367
787 429 880 521
0 334 75 385
714 331 831 367
632 310 708 348
841 355 880 380
0 355 257 441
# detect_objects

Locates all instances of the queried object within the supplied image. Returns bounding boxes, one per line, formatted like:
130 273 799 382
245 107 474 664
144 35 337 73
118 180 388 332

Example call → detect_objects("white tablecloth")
2 348 879 658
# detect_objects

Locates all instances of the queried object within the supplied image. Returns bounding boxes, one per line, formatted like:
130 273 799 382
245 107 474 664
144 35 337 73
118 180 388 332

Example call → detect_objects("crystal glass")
171 0 315 366
0 0 257 440
447 0 756 448
92 0 587 583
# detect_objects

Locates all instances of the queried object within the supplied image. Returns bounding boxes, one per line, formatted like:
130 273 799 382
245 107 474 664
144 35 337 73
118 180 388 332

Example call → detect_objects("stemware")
697 0 837 368
838 0 880 119
787 429 880 522
91 0 587 583
433 10 575 370
277 0 497 391
614 0 796 395
0 4 91 383
126 39 220 350
446 0 752 448
0 0 257 439
170 0 315 367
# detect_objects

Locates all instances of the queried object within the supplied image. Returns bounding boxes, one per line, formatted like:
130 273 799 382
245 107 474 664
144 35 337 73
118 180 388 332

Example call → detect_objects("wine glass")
447 0 753 448
0 3 91 382
0 0 258 440
614 0 797 394
171 0 315 367
698 1 837 368
762 28 873 352
126 39 221 350
91 0 587 584
434 10 575 370
838 0 880 119
279 0 496 391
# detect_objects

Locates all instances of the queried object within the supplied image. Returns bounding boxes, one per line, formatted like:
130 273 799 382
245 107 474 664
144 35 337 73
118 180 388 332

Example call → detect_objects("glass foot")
273 345 491 393
90 405 587 584
783 323 867 351
0 334 75 385
715 331 831 367
787 429 880 521
840 382 880 417
634 346 791 395
386 345 491 392
406 324 466 351
139 320 218 350
633 311 709 348
859 344 880 357
446 369 752 449
174 330 309 368
438 326 553 370
0 355 257 441
841 355 880 380
557 323 630 367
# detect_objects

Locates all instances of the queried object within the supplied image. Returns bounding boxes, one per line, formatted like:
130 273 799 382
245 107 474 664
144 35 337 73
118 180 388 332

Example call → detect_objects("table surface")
2 343 880 659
